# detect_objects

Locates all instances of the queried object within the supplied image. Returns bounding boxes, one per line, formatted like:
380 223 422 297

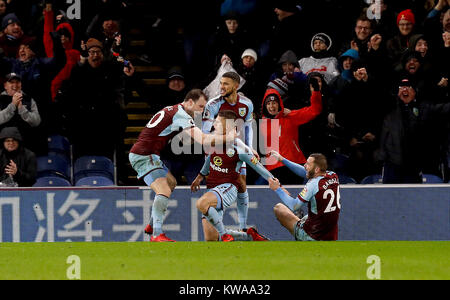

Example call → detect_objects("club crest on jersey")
213 156 223 167
226 148 235 157
250 156 258 165
238 107 246 117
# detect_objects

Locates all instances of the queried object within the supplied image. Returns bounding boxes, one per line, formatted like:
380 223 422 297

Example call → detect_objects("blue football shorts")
294 216 316 241
129 153 168 185
209 183 238 210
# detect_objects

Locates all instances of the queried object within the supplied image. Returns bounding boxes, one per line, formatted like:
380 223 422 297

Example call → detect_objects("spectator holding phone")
56 38 133 163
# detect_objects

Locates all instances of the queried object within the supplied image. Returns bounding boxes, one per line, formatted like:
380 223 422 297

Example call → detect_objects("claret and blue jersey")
275 159 341 241
200 139 272 190
202 94 254 146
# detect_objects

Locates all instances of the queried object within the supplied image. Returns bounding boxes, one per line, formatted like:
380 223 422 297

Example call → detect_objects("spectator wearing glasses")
376 78 450 183
338 14 376 58
386 9 417 68
56 38 134 162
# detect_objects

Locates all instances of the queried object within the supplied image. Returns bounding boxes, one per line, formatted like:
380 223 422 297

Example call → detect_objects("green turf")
0 241 448 280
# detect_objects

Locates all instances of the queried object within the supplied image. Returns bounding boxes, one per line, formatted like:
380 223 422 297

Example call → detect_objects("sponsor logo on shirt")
210 162 229 174
213 156 223 167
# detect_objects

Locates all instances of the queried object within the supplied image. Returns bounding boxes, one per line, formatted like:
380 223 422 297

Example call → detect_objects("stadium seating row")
33 135 115 187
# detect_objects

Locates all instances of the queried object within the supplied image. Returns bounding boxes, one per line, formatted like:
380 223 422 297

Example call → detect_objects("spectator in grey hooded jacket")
0 126 36 187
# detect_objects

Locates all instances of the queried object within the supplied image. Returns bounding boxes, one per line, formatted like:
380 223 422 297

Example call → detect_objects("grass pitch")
0 241 448 280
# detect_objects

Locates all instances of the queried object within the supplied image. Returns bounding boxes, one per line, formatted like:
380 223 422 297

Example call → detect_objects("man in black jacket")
0 126 36 187
57 38 131 160
376 78 450 183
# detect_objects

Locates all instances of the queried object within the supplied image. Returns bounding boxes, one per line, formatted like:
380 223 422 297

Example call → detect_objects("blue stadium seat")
47 135 70 155
361 174 383 184
75 176 114 187
329 153 350 175
33 176 72 187
36 155 71 180
74 156 115 184
422 174 444 184
337 174 357 184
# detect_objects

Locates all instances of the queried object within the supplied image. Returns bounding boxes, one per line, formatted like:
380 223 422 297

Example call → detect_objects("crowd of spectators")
0 0 448 186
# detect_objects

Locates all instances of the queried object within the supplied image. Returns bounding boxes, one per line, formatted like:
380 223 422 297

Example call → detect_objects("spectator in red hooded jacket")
259 75 323 184
43 4 80 102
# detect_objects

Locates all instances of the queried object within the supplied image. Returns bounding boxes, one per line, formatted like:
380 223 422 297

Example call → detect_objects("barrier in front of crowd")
0 185 448 242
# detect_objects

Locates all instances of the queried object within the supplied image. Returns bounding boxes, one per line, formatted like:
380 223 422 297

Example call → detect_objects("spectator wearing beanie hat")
298 32 339 85
376 77 450 184
267 78 289 99
269 49 308 109
241 48 257 67
387 9 417 67
235 48 266 113
82 38 104 68
0 29 66 155
0 126 37 187
56 31 133 161
0 13 34 58
85 1 128 62
0 72 44 155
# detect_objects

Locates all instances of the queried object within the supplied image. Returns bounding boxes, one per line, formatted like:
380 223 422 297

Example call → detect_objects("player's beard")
306 169 315 179
222 88 234 99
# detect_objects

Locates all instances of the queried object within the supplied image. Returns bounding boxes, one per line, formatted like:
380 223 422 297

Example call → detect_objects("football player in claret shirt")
129 89 236 242
191 110 273 242
202 71 256 233
268 151 341 241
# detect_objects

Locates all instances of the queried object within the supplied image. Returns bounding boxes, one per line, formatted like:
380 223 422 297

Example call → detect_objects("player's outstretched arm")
186 126 236 147
270 150 306 178
235 137 260 160
239 151 273 182
268 178 303 211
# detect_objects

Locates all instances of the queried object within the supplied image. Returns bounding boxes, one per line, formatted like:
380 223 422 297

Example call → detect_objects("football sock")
205 207 226 236
237 191 249 230
152 194 169 236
